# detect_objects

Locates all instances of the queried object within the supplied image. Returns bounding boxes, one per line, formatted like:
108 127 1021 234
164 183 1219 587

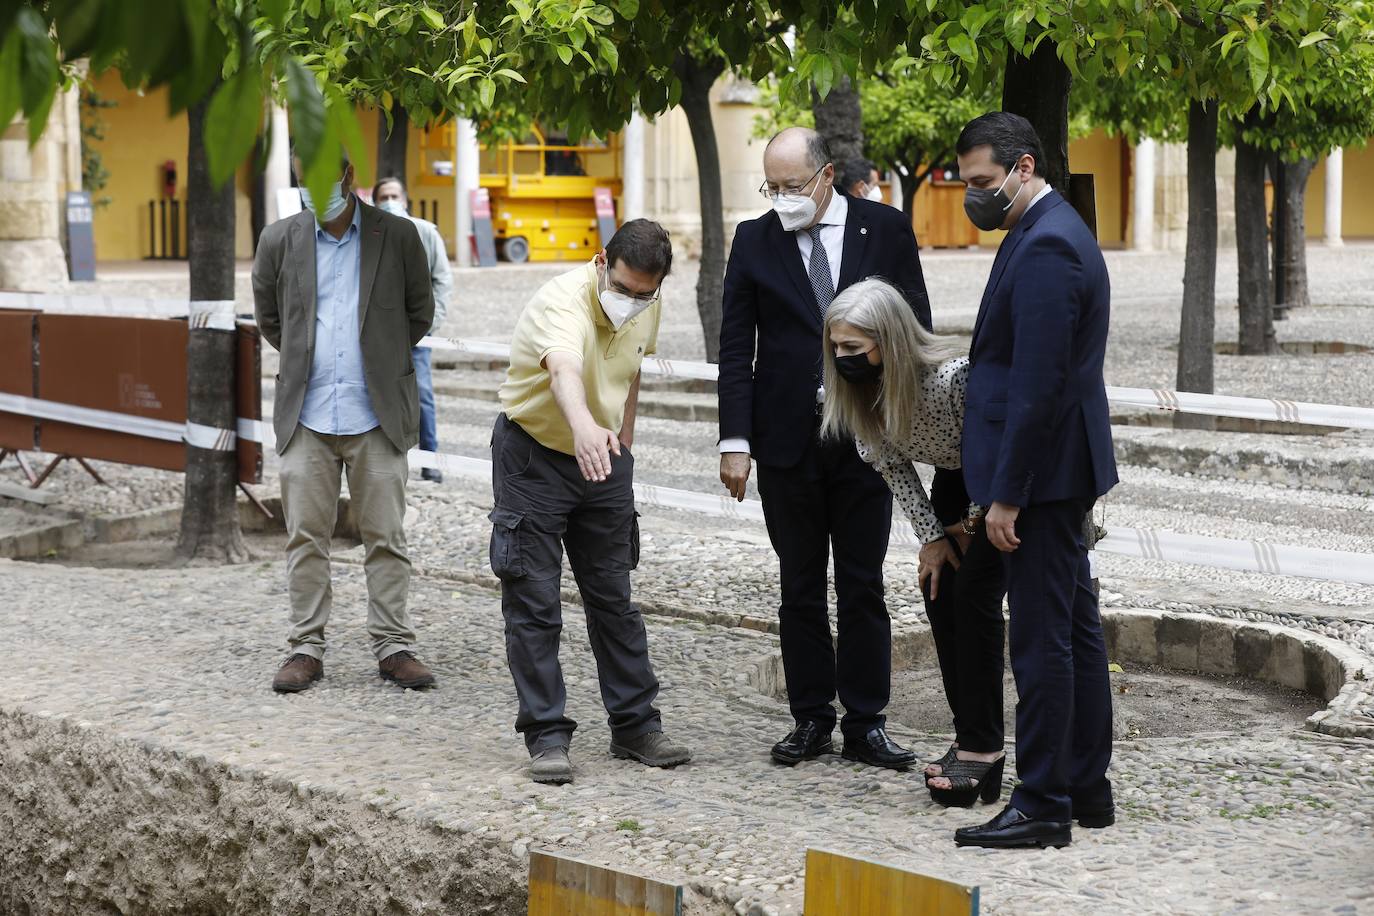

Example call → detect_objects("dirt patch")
888 663 1320 740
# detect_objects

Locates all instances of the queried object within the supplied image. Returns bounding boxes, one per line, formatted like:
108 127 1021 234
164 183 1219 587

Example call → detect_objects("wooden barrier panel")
528 850 682 916
804 848 979 916
0 310 39 452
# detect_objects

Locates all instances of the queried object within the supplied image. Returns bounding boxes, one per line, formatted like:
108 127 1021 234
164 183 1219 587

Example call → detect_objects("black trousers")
756 433 893 740
924 468 1007 754
1005 498 1114 821
488 414 661 754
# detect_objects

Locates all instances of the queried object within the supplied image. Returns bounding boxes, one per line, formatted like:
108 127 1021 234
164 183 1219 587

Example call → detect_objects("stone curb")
0 496 356 561
747 609 1374 741
1104 608 1374 739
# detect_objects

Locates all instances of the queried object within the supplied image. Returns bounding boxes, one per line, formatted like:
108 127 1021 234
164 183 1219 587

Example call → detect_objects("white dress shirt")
1022 183 1053 217
719 191 849 456
795 190 847 289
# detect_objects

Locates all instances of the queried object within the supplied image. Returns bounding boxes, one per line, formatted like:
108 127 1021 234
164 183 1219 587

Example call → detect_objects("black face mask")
835 353 883 384
963 168 1026 231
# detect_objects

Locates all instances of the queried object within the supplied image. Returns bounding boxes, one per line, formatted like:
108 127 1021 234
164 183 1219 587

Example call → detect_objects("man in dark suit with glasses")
717 127 931 769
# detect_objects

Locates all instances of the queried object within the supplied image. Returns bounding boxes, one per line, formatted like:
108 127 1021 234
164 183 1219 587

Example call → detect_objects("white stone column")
1131 137 1156 251
1324 147 1344 247
265 104 292 223
454 118 480 267
621 110 646 222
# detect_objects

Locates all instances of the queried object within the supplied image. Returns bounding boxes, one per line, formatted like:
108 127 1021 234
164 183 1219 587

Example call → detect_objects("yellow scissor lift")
418 123 622 263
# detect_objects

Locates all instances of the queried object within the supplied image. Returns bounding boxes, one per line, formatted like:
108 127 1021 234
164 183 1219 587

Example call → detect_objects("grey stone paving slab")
3 558 1373 915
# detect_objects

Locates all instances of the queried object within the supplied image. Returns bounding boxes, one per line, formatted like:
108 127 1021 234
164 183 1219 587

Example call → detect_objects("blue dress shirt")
299 201 380 437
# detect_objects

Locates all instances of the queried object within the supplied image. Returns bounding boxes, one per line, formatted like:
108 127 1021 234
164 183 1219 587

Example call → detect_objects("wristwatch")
961 504 986 536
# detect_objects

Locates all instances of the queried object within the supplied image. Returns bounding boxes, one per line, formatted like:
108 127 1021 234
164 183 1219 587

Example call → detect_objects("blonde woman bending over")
821 278 1009 809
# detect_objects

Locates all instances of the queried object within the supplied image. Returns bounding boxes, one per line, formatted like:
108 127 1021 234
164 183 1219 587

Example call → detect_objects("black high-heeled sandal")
928 755 1005 808
923 745 959 783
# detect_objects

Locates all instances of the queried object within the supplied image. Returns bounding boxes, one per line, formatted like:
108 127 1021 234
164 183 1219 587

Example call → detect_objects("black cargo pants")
488 413 662 754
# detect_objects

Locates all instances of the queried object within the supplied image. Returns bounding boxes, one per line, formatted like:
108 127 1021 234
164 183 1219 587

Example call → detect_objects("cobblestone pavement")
3 557 1372 916
4 245 1370 912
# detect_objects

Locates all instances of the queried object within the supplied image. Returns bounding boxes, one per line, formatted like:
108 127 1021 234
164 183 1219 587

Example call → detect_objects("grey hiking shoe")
610 730 692 768
530 747 572 785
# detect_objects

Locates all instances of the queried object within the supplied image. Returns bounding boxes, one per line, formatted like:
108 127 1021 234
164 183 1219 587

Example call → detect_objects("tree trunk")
1002 43 1071 191
1277 156 1316 311
1176 99 1218 430
1234 112 1274 355
177 90 248 563
376 107 409 185
901 167 918 215
811 75 863 166
673 52 727 363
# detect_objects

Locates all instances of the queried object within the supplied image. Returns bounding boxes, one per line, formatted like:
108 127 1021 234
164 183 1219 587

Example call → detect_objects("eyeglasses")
609 283 659 304
757 164 826 201
601 269 659 303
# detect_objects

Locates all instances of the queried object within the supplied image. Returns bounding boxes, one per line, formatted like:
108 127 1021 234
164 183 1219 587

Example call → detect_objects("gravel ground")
3 559 1372 916
4 244 1371 912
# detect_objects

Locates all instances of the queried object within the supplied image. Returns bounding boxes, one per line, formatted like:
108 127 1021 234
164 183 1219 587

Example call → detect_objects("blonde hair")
820 278 966 448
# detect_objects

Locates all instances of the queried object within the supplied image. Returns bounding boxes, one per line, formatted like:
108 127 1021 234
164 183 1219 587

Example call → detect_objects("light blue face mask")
377 199 408 217
299 180 350 222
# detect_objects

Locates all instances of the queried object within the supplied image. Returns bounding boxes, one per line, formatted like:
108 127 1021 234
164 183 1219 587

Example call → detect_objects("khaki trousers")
279 425 414 661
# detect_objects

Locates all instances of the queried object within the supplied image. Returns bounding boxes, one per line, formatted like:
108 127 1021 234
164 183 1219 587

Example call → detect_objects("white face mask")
378 198 408 216
865 184 884 202
772 173 826 232
299 180 350 222
598 266 656 330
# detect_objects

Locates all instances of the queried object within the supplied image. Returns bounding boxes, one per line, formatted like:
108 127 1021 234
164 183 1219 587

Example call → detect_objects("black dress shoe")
841 727 917 770
954 805 1072 849
771 722 833 765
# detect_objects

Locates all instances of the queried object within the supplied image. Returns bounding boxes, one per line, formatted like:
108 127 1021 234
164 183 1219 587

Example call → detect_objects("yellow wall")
1070 129 1126 246
1303 145 1374 239
89 70 255 262
1343 145 1374 237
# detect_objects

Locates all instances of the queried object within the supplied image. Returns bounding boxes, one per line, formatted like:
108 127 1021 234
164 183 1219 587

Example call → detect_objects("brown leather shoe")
379 650 436 689
272 653 323 693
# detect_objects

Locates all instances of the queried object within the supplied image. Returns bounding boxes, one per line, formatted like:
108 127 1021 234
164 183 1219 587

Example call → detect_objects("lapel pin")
859 227 868 235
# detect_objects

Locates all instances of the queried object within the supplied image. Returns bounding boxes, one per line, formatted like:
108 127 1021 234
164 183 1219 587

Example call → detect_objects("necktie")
806 225 834 318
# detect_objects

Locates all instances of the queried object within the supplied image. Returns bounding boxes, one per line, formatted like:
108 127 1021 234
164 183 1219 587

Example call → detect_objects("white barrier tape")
0 393 250 453
419 336 513 361
399 445 1374 587
1104 386 1374 431
0 393 184 442
188 300 237 332
419 337 1374 431
238 418 270 446
1 392 1367 586
1096 526 1374 585
183 421 236 451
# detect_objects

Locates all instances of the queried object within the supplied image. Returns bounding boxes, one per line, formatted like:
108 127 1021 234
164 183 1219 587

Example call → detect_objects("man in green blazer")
253 151 435 694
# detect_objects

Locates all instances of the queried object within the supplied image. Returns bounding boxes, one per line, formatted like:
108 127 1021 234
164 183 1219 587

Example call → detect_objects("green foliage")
9 0 1373 219
1078 1 1374 158
754 65 995 189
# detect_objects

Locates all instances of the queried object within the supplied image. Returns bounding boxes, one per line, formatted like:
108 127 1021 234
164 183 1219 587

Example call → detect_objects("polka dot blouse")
856 356 972 545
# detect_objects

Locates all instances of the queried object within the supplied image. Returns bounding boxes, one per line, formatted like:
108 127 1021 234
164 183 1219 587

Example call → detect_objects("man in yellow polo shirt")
490 219 690 785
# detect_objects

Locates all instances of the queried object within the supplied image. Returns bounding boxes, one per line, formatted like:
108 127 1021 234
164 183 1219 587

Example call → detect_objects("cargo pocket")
630 511 641 571
488 507 525 579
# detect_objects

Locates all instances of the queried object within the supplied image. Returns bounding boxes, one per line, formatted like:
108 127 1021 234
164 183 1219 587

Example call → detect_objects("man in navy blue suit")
717 127 931 770
951 113 1119 849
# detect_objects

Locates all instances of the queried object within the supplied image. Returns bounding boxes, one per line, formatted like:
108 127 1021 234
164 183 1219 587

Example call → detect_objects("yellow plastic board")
803 848 979 916
528 849 683 916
